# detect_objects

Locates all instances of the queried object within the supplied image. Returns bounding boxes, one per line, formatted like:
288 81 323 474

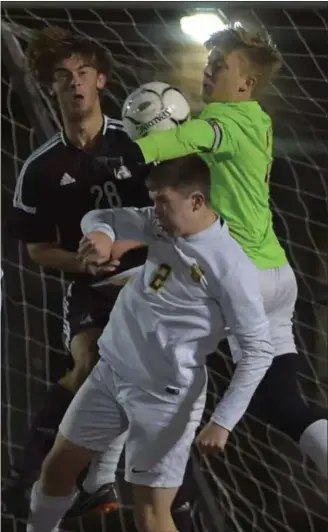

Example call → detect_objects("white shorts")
228 264 297 362
59 359 207 488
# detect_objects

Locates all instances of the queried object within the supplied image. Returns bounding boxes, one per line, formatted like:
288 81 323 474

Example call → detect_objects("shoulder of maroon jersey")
102 115 129 140
20 132 64 175
103 115 125 131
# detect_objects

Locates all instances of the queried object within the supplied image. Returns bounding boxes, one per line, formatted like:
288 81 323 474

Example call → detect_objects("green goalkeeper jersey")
137 101 287 269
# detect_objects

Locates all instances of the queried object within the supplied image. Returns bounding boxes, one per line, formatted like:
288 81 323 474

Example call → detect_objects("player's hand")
196 422 230 454
84 260 120 277
78 232 113 266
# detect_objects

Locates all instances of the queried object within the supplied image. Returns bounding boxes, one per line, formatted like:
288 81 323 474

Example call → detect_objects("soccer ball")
122 81 191 141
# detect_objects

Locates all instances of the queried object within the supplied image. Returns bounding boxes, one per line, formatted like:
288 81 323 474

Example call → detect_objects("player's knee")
133 485 177 532
70 329 102 379
39 432 92 496
70 356 94 383
134 506 175 532
134 505 155 532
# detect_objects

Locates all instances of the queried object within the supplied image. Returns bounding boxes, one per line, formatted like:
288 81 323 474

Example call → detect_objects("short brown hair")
206 24 282 95
26 26 113 86
146 156 211 204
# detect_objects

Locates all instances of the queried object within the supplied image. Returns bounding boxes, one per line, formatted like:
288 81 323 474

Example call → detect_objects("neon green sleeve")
136 119 218 164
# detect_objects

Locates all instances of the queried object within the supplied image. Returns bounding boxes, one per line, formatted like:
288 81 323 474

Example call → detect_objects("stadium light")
180 13 227 44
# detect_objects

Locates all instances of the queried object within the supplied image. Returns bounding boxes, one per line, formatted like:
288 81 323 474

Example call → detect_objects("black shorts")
62 282 123 351
249 352 326 441
62 247 149 352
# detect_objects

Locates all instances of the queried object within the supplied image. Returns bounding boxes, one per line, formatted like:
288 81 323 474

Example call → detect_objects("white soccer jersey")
81 207 274 431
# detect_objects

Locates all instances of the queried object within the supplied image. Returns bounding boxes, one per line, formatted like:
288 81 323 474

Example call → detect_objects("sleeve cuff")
86 224 116 242
207 119 222 151
210 412 234 432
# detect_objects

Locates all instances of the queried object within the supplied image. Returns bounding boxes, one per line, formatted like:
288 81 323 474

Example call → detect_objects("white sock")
26 481 76 532
83 434 125 493
299 419 328 478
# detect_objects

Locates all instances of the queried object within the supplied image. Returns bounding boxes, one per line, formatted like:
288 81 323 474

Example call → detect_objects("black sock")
12 384 74 485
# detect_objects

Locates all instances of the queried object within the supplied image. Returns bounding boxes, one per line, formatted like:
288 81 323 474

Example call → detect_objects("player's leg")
70 395 199 529
74 449 196 529
255 264 327 476
68 444 197 529
27 359 128 532
133 486 179 532
229 264 328 476
123 370 207 532
64 439 124 519
2 283 109 516
62 284 126 518
250 352 327 476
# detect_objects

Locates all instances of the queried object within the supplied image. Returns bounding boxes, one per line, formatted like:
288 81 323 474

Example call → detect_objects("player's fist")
196 422 230 454
84 260 120 277
78 232 113 266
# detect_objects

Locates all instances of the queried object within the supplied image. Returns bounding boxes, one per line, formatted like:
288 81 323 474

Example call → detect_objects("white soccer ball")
122 81 191 141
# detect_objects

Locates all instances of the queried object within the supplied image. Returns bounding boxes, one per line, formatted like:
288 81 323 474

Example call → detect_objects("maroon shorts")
62 281 123 351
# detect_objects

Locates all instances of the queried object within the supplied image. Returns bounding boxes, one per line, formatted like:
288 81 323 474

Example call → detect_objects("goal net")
1 5 327 532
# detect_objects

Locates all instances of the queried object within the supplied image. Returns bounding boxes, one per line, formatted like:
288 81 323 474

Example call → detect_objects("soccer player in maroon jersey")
4 27 195 531
3 28 194 530
3 25 140 518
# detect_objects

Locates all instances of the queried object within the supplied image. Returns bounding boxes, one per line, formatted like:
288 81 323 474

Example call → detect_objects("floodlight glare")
180 13 226 44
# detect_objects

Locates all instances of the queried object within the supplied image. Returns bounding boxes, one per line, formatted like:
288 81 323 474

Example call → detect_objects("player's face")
202 48 254 103
150 187 204 237
52 55 107 120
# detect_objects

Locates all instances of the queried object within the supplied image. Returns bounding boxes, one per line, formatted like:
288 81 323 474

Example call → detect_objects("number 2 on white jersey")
149 264 172 291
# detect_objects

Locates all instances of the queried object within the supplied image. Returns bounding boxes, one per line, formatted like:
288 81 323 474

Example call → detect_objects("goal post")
1 20 57 143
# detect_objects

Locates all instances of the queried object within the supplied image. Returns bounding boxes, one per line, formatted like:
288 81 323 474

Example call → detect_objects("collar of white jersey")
177 216 225 244
60 115 112 146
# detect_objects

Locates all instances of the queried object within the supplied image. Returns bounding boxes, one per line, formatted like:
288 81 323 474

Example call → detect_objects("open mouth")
72 94 84 101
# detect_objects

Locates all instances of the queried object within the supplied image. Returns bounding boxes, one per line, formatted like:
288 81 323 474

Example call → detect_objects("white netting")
1 6 328 532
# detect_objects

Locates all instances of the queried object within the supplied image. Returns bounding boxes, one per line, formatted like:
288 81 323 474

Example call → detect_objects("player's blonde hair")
26 26 113 86
205 24 282 95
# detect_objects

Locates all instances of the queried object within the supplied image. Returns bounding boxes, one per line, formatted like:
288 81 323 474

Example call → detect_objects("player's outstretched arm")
211 261 274 433
135 118 224 164
27 242 86 274
114 117 233 168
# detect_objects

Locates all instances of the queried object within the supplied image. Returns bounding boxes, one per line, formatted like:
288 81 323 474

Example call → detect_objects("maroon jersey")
7 116 151 281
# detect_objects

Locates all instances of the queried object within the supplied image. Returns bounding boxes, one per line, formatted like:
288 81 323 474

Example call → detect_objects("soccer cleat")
64 483 120 519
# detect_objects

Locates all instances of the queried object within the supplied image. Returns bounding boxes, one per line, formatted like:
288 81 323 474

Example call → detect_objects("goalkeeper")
114 25 327 477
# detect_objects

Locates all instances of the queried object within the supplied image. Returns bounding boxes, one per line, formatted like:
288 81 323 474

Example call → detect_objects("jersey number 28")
91 181 122 209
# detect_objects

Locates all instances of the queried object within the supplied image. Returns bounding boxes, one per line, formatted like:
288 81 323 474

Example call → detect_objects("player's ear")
191 192 205 212
49 83 57 99
96 73 107 90
239 75 256 93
